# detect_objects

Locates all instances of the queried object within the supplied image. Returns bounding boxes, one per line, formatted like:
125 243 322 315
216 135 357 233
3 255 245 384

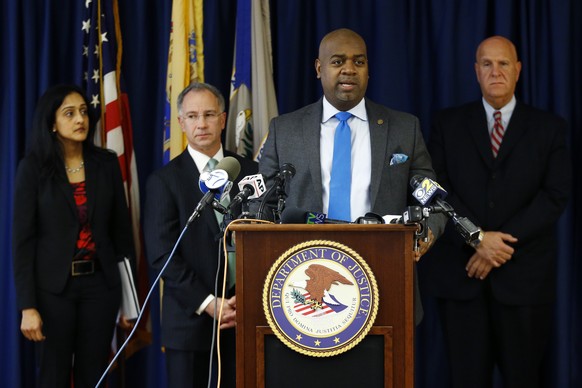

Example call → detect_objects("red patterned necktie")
491 111 504 157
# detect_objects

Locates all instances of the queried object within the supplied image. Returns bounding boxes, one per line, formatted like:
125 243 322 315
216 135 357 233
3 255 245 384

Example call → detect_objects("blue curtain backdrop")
1 0 580 387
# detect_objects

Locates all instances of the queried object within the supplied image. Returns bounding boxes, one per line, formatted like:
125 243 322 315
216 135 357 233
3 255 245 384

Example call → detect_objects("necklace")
65 161 84 174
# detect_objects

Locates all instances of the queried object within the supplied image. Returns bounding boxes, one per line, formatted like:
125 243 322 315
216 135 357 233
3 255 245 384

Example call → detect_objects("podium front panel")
231 224 415 388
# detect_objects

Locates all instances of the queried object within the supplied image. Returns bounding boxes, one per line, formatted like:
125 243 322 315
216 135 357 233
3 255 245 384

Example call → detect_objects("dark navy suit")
419 100 571 388
144 150 257 387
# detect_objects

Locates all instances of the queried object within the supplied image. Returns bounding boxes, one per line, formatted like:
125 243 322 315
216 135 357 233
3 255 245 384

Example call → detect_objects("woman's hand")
21 308 46 342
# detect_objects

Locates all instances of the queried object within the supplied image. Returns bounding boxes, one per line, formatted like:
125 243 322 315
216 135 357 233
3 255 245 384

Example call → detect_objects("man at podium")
258 28 446 260
258 28 447 325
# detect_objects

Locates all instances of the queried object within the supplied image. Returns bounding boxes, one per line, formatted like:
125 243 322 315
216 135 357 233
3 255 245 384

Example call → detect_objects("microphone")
228 174 266 210
410 175 449 208
280 207 347 224
188 157 241 224
199 170 232 202
277 163 296 183
409 175 481 246
281 207 384 225
256 163 297 221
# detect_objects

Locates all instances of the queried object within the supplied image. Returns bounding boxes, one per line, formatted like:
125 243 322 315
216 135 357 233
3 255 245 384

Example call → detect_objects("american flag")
80 0 151 357
294 293 337 317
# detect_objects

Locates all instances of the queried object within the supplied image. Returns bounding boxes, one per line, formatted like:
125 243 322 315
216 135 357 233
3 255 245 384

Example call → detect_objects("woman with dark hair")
12 84 134 387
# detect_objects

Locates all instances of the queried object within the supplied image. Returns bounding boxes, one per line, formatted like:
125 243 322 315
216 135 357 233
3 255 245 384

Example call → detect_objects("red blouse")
71 181 96 261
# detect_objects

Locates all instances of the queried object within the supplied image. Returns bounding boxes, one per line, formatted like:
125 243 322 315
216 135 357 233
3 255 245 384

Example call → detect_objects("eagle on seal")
304 263 354 304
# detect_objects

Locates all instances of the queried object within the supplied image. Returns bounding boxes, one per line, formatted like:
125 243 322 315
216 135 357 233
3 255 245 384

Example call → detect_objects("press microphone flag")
228 174 267 210
410 175 448 206
238 174 266 198
281 207 347 224
188 157 241 224
199 169 233 202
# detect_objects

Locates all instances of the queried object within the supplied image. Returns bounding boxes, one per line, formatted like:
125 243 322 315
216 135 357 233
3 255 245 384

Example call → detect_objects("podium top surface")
229 222 416 233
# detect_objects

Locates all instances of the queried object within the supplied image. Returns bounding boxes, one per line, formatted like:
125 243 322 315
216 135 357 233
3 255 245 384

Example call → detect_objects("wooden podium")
230 223 416 388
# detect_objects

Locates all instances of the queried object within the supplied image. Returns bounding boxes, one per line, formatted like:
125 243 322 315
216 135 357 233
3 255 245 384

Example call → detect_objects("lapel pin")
377 119 384 125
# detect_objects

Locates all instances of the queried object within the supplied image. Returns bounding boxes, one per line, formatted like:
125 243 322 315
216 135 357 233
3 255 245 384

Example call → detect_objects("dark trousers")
165 328 236 388
437 287 552 388
36 271 120 388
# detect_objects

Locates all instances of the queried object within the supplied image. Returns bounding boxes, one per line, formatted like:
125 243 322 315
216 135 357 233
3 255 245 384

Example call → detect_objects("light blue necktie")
206 158 228 224
207 157 218 171
207 158 236 287
328 112 352 221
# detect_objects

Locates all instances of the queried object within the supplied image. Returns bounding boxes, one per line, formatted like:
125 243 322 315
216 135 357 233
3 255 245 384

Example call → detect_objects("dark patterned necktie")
491 111 505 157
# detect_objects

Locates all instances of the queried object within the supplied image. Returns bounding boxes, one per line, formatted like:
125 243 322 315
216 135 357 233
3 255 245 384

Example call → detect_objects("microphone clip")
402 205 430 252
211 199 228 215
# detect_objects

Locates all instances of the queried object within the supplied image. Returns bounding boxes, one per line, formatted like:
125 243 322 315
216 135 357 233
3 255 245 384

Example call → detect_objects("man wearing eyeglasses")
144 83 257 388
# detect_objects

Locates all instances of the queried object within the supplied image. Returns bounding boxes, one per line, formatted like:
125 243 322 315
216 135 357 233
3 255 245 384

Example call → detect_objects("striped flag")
225 0 278 160
163 0 204 163
293 292 346 317
81 0 151 357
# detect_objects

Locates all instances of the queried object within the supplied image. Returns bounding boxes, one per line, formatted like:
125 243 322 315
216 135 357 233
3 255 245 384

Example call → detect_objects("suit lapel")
495 102 527 163
468 103 495 169
56 168 78 218
84 156 97 222
302 101 324 207
366 100 389 208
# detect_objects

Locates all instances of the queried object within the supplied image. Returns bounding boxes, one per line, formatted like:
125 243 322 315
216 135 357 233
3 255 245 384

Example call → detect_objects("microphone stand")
274 178 287 223
425 203 481 245
256 164 295 222
256 173 287 222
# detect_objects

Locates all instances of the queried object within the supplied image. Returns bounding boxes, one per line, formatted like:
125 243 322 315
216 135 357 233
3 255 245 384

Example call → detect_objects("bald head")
316 28 369 111
319 29 367 58
476 36 519 63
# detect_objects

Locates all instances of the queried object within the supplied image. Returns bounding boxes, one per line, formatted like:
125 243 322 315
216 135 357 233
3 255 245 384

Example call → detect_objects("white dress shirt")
187 145 225 315
482 95 516 135
320 97 372 221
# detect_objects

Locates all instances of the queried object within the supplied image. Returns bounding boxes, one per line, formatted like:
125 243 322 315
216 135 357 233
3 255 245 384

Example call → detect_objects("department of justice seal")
263 240 379 357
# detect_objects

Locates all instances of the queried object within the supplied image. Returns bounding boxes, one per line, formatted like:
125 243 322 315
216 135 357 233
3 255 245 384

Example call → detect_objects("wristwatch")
469 229 484 248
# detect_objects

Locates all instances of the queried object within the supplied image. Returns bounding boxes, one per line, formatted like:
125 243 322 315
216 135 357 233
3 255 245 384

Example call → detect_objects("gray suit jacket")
260 97 446 235
259 97 447 323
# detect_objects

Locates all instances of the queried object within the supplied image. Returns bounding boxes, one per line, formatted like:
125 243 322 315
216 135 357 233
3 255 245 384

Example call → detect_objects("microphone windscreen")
280 163 296 178
217 156 241 181
280 207 308 224
409 175 424 189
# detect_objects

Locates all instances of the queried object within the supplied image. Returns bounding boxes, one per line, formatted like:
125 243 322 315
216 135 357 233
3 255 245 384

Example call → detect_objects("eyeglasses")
181 112 223 123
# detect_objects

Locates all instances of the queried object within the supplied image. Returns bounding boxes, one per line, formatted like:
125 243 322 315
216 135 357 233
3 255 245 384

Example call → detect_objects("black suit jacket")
419 101 571 305
144 150 258 351
12 150 134 310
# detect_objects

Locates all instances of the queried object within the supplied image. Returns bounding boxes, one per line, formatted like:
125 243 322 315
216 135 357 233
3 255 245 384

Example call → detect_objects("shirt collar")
322 96 368 123
482 95 517 122
187 145 225 173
